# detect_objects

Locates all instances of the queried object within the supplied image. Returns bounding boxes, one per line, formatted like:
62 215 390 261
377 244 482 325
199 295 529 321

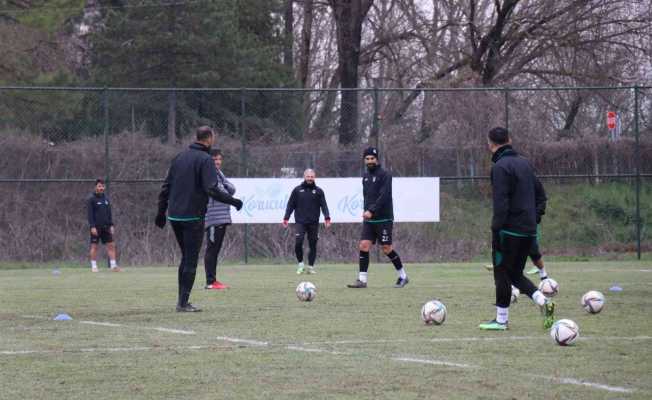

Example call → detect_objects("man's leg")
178 221 204 307
378 223 408 287
204 226 218 286
209 225 228 287
306 223 319 273
295 224 306 274
480 232 513 330
89 243 98 272
106 242 120 271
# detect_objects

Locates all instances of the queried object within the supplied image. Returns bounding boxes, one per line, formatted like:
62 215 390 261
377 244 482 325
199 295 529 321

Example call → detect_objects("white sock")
110 260 117 268
532 290 547 306
298 262 304 267
496 306 509 324
359 272 368 283
538 268 548 279
91 260 97 269
398 268 407 280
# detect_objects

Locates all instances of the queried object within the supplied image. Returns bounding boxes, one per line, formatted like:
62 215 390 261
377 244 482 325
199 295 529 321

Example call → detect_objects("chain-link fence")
0 86 650 266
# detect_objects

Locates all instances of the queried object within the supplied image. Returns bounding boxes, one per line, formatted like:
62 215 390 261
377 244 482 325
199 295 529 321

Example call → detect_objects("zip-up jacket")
205 169 236 228
490 145 545 236
363 165 393 221
87 192 113 228
158 142 239 219
284 181 330 224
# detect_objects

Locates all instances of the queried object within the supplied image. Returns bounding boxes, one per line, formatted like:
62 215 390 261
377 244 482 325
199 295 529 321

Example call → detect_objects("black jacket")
490 145 545 236
158 142 238 219
87 193 113 228
284 181 330 224
363 165 393 221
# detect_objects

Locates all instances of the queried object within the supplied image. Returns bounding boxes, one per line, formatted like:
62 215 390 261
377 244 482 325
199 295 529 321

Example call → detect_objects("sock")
496 306 509 324
359 251 369 273
386 250 404 270
398 268 407 280
538 267 548 279
532 290 547 306
110 260 117 268
298 261 304 267
91 260 97 269
358 272 368 283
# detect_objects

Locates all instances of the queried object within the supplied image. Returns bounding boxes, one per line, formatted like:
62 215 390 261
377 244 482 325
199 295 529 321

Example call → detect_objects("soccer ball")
539 278 559 297
511 285 520 304
420 300 447 325
296 281 316 302
550 319 579 346
581 290 605 314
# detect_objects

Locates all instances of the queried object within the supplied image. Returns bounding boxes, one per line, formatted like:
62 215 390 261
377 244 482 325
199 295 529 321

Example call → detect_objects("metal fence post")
634 87 641 260
373 88 380 149
103 89 110 193
240 89 249 264
504 88 510 130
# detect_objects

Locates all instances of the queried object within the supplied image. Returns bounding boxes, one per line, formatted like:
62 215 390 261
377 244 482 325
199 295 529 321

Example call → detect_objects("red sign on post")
607 111 617 130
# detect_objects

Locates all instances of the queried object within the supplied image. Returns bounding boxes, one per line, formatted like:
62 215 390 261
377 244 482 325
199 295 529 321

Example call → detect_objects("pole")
504 88 510 130
103 89 110 193
633 87 641 260
240 89 249 264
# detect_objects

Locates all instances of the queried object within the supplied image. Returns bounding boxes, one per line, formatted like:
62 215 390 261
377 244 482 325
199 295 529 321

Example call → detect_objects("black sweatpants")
492 233 538 308
204 224 227 285
295 223 319 266
171 220 205 307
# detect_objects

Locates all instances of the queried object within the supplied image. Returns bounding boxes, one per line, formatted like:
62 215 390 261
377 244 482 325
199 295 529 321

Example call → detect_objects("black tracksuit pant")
492 233 538 308
295 223 319 266
171 220 205 306
204 224 227 285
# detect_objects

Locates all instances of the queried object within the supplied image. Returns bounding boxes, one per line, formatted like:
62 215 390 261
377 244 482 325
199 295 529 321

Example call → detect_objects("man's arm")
87 197 96 228
202 158 242 209
534 176 547 223
155 167 172 228
491 165 511 232
367 172 392 215
220 172 236 195
283 188 297 221
319 189 330 221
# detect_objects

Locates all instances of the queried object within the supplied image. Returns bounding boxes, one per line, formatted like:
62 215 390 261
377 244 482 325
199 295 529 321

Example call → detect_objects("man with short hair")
87 179 120 272
283 168 331 274
347 147 409 288
156 126 243 312
204 149 235 290
479 127 554 331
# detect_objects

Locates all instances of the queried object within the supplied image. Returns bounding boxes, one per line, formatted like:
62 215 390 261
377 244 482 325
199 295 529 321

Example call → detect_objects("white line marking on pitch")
148 327 196 335
286 345 348 355
525 374 634 394
80 321 123 327
392 356 475 369
0 345 212 356
216 336 268 346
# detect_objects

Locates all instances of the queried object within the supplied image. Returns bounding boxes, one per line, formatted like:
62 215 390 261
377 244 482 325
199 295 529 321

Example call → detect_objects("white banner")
228 177 439 224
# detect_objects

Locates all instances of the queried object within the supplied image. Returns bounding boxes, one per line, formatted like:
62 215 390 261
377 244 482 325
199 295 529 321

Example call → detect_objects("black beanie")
363 147 379 159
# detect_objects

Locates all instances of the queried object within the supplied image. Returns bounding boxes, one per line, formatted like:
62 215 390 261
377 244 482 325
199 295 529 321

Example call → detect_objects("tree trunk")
283 0 294 70
167 90 177 144
298 0 313 88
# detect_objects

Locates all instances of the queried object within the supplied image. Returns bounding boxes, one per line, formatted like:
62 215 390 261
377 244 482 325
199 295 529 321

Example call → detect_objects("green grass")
1 262 651 399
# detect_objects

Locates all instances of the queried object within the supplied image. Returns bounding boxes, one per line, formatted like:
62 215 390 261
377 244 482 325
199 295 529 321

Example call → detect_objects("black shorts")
361 221 393 245
295 223 319 243
90 226 113 244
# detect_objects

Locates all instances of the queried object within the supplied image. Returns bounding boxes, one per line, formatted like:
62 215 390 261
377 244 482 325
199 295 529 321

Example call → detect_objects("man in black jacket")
347 147 409 289
156 126 243 312
87 178 120 272
479 127 554 331
283 169 331 274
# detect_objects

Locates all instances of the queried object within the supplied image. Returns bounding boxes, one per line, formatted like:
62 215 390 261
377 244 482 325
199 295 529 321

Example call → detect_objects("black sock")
386 250 404 270
359 251 369 273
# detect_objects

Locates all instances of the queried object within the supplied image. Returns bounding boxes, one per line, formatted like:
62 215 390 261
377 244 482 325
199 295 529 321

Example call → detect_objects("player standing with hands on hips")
155 126 243 312
283 169 331 274
479 127 554 331
347 147 409 288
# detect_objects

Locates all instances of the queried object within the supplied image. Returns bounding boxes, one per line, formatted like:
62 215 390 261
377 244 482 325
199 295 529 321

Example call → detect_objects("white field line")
215 336 268 347
524 374 634 394
305 335 652 346
392 356 475 369
80 321 123 327
1 345 211 356
286 345 348 355
148 327 196 335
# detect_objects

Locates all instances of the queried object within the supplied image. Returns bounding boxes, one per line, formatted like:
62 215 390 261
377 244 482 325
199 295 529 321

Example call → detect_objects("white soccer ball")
511 285 520 304
581 290 605 314
550 319 579 346
421 300 447 325
296 281 316 302
539 278 559 297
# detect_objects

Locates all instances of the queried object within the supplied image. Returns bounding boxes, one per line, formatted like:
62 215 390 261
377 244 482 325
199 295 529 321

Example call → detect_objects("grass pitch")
1 261 651 399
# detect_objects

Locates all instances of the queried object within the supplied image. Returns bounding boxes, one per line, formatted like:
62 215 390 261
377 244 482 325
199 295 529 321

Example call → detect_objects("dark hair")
196 126 214 141
209 148 223 157
488 127 509 145
95 178 104 185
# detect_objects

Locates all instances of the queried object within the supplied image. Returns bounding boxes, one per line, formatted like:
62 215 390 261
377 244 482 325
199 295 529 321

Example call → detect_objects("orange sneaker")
206 281 229 290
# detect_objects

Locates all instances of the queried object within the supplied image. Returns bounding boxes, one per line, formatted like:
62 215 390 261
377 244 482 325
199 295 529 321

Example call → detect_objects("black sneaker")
176 303 202 312
394 277 409 288
346 280 367 288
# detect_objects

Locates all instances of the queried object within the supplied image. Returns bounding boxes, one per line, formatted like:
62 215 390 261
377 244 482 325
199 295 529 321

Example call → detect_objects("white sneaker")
307 266 316 274
91 267 99 273
296 262 305 274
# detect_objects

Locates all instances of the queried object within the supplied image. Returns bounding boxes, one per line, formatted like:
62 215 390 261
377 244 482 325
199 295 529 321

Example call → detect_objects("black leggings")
492 233 538 308
171 220 205 307
204 224 227 285
295 223 319 266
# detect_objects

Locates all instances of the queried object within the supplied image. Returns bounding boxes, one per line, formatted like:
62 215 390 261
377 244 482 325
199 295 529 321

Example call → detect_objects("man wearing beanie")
479 127 554 331
347 147 409 288
283 169 331 274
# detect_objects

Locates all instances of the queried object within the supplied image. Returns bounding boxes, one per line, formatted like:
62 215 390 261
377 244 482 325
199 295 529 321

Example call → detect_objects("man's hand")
109 226 115 235
232 198 243 211
362 211 373 220
90 227 98 236
282 220 289 228
325 219 331 228
155 213 166 229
